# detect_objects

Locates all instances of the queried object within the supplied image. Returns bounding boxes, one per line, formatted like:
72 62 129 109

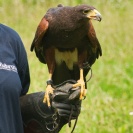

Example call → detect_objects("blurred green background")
1 0 133 132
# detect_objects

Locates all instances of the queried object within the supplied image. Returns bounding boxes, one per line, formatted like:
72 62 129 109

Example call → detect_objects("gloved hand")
52 81 81 120
21 80 82 133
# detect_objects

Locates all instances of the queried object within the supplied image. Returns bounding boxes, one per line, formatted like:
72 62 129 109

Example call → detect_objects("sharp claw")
43 85 54 107
73 80 86 100
43 93 51 107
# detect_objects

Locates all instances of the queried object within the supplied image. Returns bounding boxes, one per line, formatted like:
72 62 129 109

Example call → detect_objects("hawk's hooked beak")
87 9 102 22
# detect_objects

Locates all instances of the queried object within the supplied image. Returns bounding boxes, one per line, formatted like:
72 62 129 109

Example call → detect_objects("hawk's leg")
43 73 54 107
73 68 87 100
43 48 55 107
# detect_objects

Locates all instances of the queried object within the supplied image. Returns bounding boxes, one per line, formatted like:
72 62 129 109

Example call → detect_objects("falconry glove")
21 80 81 133
52 81 81 119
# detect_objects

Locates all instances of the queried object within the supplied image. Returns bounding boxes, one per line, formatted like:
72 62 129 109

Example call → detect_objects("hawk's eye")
83 9 90 14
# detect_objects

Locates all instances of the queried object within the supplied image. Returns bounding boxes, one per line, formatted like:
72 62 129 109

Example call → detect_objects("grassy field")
1 0 133 132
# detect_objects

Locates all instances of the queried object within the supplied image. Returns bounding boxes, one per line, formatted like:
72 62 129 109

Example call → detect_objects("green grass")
1 0 133 132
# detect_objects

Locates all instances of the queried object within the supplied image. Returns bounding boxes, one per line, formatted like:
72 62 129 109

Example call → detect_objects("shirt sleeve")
1 24 30 95
16 38 30 96
9 28 30 96
18 56 30 96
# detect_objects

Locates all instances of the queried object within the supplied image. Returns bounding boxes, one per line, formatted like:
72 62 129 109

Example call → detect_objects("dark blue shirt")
0 24 30 133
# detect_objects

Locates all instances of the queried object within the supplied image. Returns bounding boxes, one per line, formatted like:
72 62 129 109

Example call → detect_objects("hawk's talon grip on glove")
43 80 54 107
20 80 82 133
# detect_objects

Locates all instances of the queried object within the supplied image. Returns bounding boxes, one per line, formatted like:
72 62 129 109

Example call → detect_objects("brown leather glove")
52 81 81 119
20 80 81 133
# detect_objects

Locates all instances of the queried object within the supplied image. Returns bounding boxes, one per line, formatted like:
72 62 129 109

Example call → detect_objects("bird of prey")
31 4 102 106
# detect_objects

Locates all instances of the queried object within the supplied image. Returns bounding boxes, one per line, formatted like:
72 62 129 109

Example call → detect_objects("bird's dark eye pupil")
83 10 89 14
